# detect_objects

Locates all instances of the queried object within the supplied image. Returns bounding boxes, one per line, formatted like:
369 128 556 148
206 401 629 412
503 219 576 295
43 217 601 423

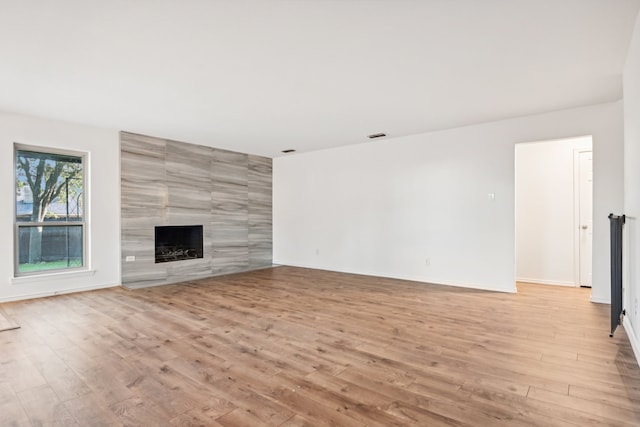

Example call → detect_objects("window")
14 146 86 275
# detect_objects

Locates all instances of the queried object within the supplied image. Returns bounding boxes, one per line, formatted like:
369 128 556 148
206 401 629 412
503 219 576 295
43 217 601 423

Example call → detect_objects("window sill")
12 269 96 285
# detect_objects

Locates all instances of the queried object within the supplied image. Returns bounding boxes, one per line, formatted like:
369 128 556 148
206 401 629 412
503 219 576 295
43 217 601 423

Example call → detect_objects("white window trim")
13 143 89 278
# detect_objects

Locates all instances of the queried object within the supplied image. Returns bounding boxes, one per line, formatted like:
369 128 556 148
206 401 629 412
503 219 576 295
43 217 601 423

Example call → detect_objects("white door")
578 151 593 287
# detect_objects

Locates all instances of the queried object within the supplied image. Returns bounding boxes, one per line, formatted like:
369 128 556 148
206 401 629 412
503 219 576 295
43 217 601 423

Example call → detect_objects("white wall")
623 9 640 364
515 137 592 286
0 112 121 302
274 102 623 298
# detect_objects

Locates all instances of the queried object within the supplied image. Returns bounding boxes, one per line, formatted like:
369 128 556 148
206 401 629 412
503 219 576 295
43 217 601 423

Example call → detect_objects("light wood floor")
1 266 639 426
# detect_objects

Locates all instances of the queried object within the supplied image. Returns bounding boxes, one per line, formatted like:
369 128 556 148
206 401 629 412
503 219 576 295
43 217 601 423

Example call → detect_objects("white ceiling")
1 1 639 158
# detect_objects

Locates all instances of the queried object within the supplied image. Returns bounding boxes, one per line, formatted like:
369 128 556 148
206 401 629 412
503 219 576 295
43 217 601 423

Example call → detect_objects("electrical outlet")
125 256 135 262
425 257 431 266
315 248 319 256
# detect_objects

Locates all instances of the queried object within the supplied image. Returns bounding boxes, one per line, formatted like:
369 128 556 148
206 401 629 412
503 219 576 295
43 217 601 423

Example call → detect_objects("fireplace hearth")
155 225 203 263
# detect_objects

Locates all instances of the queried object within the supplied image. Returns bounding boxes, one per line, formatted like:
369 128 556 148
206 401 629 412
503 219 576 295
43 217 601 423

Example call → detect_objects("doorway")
515 136 593 288
576 150 593 287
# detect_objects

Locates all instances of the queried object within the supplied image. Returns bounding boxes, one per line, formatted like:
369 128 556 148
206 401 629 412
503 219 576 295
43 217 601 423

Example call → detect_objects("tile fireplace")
155 225 203 263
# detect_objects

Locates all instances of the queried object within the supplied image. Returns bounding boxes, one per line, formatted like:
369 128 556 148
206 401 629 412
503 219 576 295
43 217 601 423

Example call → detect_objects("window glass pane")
17 225 83 273
15 150 83 223
15 146 86 276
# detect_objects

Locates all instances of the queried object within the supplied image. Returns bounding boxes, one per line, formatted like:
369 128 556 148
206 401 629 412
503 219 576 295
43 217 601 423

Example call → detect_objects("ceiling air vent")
281 149 296 153
367 133 386 139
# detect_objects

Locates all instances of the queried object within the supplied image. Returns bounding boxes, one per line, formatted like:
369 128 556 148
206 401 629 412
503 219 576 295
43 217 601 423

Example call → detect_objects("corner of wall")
624 317 640 367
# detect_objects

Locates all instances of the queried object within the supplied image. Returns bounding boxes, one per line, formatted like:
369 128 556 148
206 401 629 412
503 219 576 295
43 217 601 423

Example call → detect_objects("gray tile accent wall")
120 132 272 288
248 155 273 269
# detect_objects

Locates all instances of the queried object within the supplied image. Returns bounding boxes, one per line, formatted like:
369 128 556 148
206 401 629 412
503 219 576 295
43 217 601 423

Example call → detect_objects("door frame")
573 148 593 287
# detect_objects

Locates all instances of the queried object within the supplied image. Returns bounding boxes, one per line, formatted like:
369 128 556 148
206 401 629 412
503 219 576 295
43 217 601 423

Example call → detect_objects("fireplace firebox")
155 225 203 263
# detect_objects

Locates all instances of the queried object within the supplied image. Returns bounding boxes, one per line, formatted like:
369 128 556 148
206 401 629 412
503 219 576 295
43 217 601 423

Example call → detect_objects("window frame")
13 143 88 277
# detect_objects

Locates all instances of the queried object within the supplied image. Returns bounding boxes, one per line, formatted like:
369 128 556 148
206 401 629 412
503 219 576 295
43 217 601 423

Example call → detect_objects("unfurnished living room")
2 1 640 425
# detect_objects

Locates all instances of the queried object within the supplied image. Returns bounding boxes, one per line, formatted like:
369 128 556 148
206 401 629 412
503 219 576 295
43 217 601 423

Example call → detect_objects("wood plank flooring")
1 266 639 426
0 307 19 332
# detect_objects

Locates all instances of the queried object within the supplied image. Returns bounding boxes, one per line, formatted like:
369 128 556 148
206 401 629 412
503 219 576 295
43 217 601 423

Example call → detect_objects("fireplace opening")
155 225 203 263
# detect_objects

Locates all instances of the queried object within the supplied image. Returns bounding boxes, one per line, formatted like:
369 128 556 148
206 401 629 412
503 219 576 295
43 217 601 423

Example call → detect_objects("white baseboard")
590 295 611 304
0 282 119 303
623 317 640 368
421 277 517 294
275 262 517 293
516 277 575 287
